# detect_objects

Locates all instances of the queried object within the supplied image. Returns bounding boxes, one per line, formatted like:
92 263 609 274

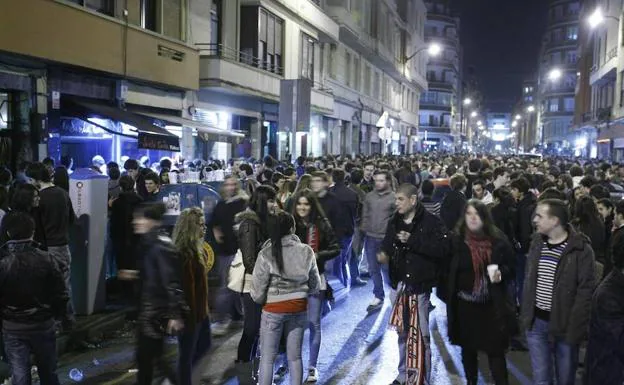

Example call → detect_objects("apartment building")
536 0 581 153
418 0 461 152
512 80 539 151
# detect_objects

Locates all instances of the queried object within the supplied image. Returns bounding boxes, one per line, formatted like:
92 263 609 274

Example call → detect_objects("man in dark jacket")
440 173 467 231
379 184 448 385
0 212 68 385
510 177 537 306
521 199 596 385
329 169 359 287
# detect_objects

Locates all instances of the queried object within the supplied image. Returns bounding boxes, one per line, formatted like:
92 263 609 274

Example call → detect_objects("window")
364 65 371 96
354 56 361 91
345 52 352 87
374 72 381 99
301 34 316 82
552 28 563 42
564 74 576 88
67 0 114 16
210 0 220 46
567 51 578 64
620 70 624 106
564 97 575 111
329 44 337 79
383 77 389 102
140 0 185 40
240 7 283 74
549 99 560 112
567 26 579 40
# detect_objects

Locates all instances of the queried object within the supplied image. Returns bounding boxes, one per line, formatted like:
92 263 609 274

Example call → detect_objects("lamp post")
459 97 472 148
588 7 620 29
403 43 442 75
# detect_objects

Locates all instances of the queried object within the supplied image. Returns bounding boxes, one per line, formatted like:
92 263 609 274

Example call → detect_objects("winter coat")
361 189 396 239
491 203 518 247
515 193 537 253
234 209 266 275
382 203 449 291
520 227 597 345
250 234 321 305
210 194 248 256
110 191 143 270
440 190 466 231
0 240 68 327
585 268 624 385
572 218 606 274
316 191 342 236
137 229 188 339
446 231 517 351
329 182 358 238
295 215 340 275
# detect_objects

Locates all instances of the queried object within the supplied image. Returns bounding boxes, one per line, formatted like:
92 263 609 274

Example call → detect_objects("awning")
136 112 244 137
62 98 180 151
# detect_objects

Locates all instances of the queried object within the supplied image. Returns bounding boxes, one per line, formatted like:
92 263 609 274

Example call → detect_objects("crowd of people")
0 152 622 385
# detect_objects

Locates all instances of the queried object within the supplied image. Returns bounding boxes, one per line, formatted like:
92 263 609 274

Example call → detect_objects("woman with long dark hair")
172 207 215 385
572 196 606 278
291 189 340 382
250 211 320 385
447 199 516 385
234 185 278 370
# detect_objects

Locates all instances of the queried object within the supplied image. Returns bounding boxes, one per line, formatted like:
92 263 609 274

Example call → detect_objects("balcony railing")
427 80 455 91
592 46 618 73
419 124 451 133
197 43 284 76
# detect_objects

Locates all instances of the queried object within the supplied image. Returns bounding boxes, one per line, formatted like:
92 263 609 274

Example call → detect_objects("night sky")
456 0 549 112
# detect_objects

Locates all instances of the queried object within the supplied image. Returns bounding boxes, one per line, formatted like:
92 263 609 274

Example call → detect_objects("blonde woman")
173 208 215 385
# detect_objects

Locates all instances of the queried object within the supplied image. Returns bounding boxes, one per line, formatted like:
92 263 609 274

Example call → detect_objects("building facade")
513 80 538 152
418 0 461 152
536 0 580 153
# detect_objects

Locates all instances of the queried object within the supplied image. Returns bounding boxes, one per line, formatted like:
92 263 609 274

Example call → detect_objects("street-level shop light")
512 121 518 128
548 68 562 81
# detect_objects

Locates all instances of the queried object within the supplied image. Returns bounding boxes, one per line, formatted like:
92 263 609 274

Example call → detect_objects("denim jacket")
251 234 321 305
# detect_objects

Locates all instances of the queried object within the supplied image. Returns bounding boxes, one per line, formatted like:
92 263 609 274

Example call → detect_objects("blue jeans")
215 254 243 322
307 291 325 368
48 245 75 323
526 317 579 385
258 310 307 385
3 326 60 385
352 228 368 275
365 236 390 300
333 236 353 287
178 317 212 385
397 292 431 384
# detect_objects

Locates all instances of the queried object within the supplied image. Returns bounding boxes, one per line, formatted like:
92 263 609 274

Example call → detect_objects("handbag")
227 249 253 293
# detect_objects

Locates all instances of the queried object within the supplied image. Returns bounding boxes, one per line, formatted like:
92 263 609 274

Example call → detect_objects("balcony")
548 12 581 26
419 99 452 111
427 80 455 92
270 0 339 41
590 46 618 86
428 56 459 71
0 0 199 90
544 38 578 51
425 34 459 50
198 44 333 113
427 13 456 24
419 124 451 134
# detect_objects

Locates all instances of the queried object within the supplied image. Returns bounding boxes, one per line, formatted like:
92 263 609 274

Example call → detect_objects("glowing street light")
471 111 478 118
477 120 483 126
515 114 521 120
527 105 535 113
588 8 605 28
463 98 472 106
548 68 562 81
512 121 518 128
428 43 442 57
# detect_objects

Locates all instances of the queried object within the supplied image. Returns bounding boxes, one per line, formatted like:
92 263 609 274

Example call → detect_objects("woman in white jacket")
251 211 321 385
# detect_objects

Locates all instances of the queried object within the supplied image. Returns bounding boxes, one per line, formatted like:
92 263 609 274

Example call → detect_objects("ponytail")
268 211 295 273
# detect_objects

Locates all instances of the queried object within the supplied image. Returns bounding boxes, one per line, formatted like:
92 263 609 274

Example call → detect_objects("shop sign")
138 132 180 152
198 132 241 144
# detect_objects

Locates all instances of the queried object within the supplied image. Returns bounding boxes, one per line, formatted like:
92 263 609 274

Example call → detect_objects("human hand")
166 319 184 334
396 231 411 243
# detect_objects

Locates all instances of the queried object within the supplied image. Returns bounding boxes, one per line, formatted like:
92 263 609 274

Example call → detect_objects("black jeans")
237 293 262 362
461 347 508 385
3 326 60 385
136 332 177 385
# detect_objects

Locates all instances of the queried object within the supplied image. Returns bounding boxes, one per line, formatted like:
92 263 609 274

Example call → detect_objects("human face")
198 217 207 238
161 172 169 184
310 177 326 194
133 214 157 234
395 192 416 215
32 192 40 208
597 203 612 221
574 187 585 201
276 178 286 190
495 173 509 188
222 178 238 197
374 174 389 191
295 196 312 219
465 205 484 233
267 199 278 214
473 184 485 200
127 168 138 180
145 180 159 194
510 187 521 201
364 165 375 180
533 203 558 236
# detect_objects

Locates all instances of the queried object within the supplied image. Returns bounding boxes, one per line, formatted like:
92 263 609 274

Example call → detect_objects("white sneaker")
211 320 231 336
367 297 383 312
305 367 319 382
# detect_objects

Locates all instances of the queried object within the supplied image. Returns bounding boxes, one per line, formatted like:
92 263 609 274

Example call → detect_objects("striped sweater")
535 239 568 312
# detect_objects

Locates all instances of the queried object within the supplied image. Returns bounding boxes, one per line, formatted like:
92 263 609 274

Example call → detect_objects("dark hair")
240 163 253 176
455 199 498 238
296 156 305 166
332 169 346 184
616 200 624 218
53 166 70 192
472 179 486 189
446 164 457 176
42 157 55 167
493 187 515 207
569 165 583 177
450 173 467 191
144 172 160 185
350 168 364 185
108 166 121 181
60 155 73 169
538 187 567 201
10 184 38 212
268 211 295 273
250 185 277 226
597 198 614 211
271 172 285 186
2 211 35 241
468 159 482 173
580 176 598 189
539 180 556 192
421 179 435 196
493 167 508 180
261 169 274 184
558 174 574 190
397 183 418 199
574 196 602 225
0 186 7 211
123 159 140 171
363 161 375 169
0 166 12 186
160 158 172 170
373 170 391 182
26 162 51 183
284 168 296 177
135 202 167 221
510 177 531 194
107 161 120 170
291 189 326 223
538 199 570 227
119 175 135 192
589 184 610 200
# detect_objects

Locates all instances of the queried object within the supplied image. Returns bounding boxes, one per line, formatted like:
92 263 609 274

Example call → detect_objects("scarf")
389 286 425 385
464 231 492 302
306 224 320 253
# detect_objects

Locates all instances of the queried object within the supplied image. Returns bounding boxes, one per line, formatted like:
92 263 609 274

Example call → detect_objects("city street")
52 280 559 385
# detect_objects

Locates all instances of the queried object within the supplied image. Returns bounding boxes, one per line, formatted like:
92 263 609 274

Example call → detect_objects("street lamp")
515 114 521 120
588 7 620 28
512 121 518 128
527 105 535 113
463 98 472 106
477 120 483 126
548 68 562 81
404 42 443 63
471 111 478 118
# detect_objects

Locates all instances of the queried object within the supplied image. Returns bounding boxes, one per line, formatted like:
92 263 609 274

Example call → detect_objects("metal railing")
196 43 284 76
